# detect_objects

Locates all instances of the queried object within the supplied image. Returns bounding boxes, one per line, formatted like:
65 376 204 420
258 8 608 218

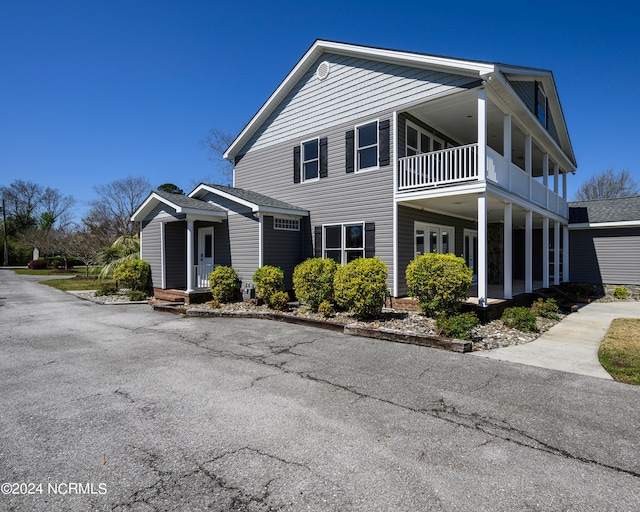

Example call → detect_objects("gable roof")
569 196 640 226
223 39 576 169
189 183 308 216
131 190 226 221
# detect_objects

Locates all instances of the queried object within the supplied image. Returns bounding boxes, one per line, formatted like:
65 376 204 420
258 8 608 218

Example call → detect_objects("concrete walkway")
472 301 640 379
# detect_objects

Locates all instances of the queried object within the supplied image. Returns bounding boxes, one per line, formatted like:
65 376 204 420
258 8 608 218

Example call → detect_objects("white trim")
477 194 487 307
131 191 226 222
554 220 560 286
301 137 320 183
273 217 300 231
322 222 366 264
569 220 640 229
503 202 513 299
563 225 570 282
392 110 399 298
355 119 380 173
160 221 166 289
477 88 487 181
186 220 195 293
414 221 455 255
258 215 263 268
542 217 549 288
525 210 533 293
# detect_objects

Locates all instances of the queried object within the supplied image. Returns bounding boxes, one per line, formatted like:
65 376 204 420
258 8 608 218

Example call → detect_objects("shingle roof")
154 190 225 212
205 184 307 213
569 196 640 224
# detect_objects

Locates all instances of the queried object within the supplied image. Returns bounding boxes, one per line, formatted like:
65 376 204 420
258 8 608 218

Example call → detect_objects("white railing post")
477 89 487 181
186 220 195 293
525 210 533 293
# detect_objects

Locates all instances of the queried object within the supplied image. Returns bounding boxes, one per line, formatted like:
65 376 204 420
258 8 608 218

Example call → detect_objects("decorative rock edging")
152 303 471 352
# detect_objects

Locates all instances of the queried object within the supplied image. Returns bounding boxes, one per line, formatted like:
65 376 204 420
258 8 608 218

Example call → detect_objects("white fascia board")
224 40 496 160
256 206 309 217
395 181 487 202
569 220 640 229
131 192 182 221
189 184 257 210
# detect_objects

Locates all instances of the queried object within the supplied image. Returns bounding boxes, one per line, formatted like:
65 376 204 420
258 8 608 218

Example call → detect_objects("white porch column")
525 135 532 200
503 115 512 163
477 193 488 307
563 225 570 282
503 202 513 299
562 172 567 199
554 221 560 285
553 163 559 193
542 217 549 289
525 210 533 293
542 153 549 186
477 88 487 181
186 219 195 292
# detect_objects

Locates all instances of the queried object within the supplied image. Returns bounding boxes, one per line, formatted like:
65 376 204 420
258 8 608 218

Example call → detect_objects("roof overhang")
569 220 640 230
189 184 309 217
131 192 227 222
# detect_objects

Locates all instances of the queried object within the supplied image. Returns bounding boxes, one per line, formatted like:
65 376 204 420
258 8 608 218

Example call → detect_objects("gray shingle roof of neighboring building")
205 184 307 213
569 196 640 224
155 190 226 212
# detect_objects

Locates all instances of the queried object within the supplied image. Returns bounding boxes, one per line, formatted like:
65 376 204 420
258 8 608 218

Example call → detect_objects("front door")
197 227 214 288
464 229 478 284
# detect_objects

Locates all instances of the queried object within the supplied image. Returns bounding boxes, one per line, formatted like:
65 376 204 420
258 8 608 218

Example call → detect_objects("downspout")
392 110 399 298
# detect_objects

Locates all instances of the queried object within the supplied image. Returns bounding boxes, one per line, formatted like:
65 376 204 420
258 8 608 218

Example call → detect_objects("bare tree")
41 188 76 230
85 175 151 239
574 169 639 201
200 128 235 185
64 228 109 277
1 180 44 230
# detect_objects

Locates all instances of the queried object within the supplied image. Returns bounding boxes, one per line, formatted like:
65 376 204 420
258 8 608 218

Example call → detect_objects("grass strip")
599 318 640 385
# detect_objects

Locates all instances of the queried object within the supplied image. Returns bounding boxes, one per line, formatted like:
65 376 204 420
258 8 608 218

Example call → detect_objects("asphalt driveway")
1 269 639 511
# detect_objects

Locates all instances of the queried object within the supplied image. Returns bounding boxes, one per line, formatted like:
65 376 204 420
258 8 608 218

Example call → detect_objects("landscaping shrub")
501 307 538 332
334 258 388 319
127 290 148 301
112 259 150 291
531 298 560 319
269 290 290 311
252 265 284 307
95 285 119 296
208 266 239 303
436 312 480 340
405 253 472 317
317 300 334 318
28 259 47 270
292 258 338 311
612 286 630 300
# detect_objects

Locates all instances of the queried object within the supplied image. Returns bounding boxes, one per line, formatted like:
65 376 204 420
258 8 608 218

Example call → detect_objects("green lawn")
599 318 640 385
14 268 78 276
40 277 117 291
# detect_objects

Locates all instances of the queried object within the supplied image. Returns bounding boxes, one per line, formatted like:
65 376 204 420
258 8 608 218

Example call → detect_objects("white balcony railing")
398 143 478 190
194 264 215 289
397 144 568 217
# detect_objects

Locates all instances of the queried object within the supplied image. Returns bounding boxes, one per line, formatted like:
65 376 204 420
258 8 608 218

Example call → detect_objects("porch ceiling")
397 193 551 228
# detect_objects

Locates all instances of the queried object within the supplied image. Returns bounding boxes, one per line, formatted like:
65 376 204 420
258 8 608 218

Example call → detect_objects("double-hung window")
324 223 364 264
356 121 378 171
536 82 547 128
302 138 319 181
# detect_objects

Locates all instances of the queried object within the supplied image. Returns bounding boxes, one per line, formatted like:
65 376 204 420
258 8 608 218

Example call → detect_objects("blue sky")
1 1 638 222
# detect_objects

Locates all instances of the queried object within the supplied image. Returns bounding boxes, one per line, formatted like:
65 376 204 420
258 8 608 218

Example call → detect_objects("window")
274 217 300 231
405 121 443 156
536 82 547 127
415 222 454 256
356 121 378 171
323 223 365 263
302 138 319 181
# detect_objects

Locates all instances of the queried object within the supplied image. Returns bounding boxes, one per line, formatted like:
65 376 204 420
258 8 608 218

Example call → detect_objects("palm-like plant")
98 234 140 279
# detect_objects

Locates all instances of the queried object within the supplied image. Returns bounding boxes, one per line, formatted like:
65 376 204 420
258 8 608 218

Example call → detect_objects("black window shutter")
319 137 328 178
293 146 301 183
365 222 375 258
379 119 390 167
314 226 322 258
345 130 354 173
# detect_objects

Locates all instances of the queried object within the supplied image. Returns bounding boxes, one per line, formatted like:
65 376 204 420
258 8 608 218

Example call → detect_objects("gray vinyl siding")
262 216 302 290
197 192 260 286
239 53 480 155
570 228 640 285
509 80 560 146
164 222 186 289
141 204 184 289
397 205 477 296
235 115 395 290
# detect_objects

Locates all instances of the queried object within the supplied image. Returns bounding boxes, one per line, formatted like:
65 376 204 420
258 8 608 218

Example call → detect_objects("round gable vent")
316 61 330 81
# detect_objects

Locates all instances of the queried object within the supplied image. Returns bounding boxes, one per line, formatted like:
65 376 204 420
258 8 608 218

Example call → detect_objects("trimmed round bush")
436 312 480 340
531 297 560 319
612 286 629 300
293 258 338 311
334 258 388 319
269 290 290 311
113 259 150 291
405 253 472 317
253 265 284 307
208 266 239 303
501 307 538 332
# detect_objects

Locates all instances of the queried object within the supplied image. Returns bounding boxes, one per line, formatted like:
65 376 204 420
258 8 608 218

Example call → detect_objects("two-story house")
133 40 577 306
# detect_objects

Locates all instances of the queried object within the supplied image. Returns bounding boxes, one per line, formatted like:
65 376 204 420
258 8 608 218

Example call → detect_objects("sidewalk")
472 301 640 379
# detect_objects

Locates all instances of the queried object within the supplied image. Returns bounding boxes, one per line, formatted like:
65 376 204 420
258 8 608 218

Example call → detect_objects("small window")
274 218 300 231
323 223 365 263
302 138 319 181
356 121 378 171
536 82 547 127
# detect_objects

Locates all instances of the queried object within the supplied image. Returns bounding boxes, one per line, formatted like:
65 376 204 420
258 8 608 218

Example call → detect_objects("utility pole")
2 197 8 266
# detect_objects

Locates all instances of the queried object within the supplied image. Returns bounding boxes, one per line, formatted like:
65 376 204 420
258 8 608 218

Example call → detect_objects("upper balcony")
397 144 568 217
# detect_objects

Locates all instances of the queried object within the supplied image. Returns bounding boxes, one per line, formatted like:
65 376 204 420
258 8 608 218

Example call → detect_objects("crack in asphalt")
121 322 640 481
